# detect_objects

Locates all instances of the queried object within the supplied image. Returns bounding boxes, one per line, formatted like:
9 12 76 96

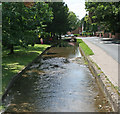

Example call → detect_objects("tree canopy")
45 2 69 37
68 11 80 31
85 2 120 33
2 2 53 53
2 2 80 53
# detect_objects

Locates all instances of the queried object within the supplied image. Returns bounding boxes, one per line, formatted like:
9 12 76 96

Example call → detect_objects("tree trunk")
31 43 35 47
8 45 14 54
59 34 61 39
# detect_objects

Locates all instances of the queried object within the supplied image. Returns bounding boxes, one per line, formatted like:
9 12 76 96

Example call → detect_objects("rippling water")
3 42 112 112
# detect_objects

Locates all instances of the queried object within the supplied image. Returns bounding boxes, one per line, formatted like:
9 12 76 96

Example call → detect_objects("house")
71 27 82 34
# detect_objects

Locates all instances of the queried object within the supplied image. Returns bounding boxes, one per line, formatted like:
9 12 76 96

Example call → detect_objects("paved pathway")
81 38 119 87
80 37 119 63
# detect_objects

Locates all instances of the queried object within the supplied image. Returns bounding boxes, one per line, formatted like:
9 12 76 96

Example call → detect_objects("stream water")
3 42 112 112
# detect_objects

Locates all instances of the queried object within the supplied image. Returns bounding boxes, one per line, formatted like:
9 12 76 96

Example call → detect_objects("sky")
63 0 87 20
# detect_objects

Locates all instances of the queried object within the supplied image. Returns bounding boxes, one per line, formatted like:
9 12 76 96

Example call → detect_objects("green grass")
77 39 94 56
74 34 80 37
2 44 50 93
0 105 5 112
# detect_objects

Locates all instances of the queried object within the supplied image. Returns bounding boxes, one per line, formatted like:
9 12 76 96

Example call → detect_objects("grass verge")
77 39 94 56
2 44 50 93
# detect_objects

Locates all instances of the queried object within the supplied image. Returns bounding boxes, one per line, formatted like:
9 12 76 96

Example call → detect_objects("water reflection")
3 42 112 112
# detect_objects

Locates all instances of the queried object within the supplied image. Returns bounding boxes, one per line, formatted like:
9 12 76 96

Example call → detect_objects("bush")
74 34 79 37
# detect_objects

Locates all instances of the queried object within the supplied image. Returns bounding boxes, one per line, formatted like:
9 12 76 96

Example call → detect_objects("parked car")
70 34 74 37
61 35 65 38
65 34 69 37
68 34 74 37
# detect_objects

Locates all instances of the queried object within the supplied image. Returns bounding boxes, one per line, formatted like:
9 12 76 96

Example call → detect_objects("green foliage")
2 44 50 93
2 2 53 53
68 11 80 31
82 32 93 36
85 2 120 33
80 14 98 33
46 2 69 36
0 106 4 112
77 39 94 56
84 61 88 65
46 2 80 37
74 34 80 37
97 73 100 76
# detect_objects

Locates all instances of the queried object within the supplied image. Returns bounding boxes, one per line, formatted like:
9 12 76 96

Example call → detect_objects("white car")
61 35 65 38
65 34 69 37
69 34 74 37
70 34 74 37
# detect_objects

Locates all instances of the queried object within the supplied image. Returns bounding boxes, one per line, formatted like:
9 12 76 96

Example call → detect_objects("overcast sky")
63 0 87 20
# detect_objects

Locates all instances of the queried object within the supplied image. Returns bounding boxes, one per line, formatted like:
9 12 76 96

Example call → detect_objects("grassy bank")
77 39 94 56
2 44 50 93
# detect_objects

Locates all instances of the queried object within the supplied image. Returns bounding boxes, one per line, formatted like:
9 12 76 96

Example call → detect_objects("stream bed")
3 42 112 112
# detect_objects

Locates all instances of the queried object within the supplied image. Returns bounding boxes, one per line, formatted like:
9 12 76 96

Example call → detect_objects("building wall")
96 32 120 39
115 33 120 39
71 27 82 34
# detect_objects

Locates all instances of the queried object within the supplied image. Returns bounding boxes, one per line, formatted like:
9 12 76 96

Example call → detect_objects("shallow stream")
3 42 112 112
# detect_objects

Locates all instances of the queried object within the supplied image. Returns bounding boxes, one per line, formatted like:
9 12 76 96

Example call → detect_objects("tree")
2 2 53 54
45 2 69 39
84 14 98 33
68 11 80 31
85 2 120 33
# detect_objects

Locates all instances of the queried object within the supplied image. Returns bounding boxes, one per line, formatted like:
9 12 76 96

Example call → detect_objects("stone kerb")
2 46 52 101
79 46 118 112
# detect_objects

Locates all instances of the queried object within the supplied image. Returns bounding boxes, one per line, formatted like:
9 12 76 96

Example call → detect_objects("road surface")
78 37 120 64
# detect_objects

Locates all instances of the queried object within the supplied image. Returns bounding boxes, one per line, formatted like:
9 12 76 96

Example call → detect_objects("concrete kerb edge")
79 46 119 112
1 45 52 101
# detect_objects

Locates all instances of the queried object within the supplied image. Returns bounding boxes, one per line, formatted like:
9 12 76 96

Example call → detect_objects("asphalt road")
78 37 120 64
